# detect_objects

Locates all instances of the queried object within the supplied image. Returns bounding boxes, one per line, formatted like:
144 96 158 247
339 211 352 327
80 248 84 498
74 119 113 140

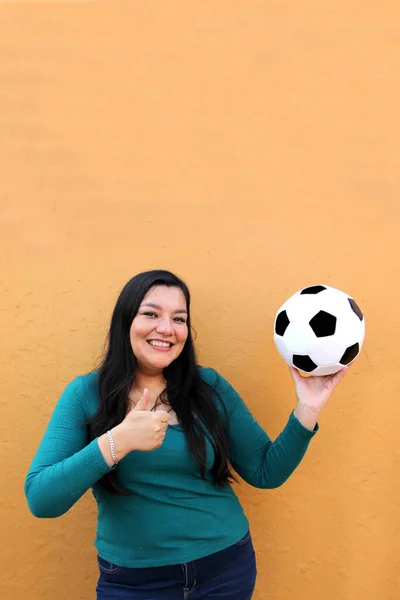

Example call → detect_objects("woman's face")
130 285 189 375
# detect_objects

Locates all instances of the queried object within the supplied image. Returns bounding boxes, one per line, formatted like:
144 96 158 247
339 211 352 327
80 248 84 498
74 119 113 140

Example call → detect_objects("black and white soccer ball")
273 285 365 376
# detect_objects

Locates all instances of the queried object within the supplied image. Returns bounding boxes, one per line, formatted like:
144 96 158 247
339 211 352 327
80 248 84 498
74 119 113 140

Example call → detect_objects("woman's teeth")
148 341 171 348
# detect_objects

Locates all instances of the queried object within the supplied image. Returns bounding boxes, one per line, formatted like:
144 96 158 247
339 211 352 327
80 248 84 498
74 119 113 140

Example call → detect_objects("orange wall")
1 3 399 599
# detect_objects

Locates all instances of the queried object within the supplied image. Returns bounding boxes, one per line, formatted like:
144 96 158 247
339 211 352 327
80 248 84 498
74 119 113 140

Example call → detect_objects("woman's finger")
331 366 349 387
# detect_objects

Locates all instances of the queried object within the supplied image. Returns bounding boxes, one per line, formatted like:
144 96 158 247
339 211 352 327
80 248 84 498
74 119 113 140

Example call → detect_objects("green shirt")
24 367 318 568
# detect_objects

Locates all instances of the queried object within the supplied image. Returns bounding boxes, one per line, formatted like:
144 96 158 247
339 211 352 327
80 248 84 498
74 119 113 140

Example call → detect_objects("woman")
25 269 348 599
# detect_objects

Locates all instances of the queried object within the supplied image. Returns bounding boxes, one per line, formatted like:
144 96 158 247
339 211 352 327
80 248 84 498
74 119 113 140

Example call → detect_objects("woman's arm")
212 370 318 489
24 377 113 518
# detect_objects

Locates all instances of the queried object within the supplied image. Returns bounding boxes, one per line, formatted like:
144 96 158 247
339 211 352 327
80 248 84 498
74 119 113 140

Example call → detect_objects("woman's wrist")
97 424 131 467
293 403 320 431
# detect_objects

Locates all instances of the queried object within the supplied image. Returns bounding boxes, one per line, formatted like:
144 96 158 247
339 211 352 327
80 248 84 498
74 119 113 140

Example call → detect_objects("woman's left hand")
290 366 349 430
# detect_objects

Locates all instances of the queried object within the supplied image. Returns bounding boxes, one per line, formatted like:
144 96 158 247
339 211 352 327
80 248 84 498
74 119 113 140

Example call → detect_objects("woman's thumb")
134 388 150 411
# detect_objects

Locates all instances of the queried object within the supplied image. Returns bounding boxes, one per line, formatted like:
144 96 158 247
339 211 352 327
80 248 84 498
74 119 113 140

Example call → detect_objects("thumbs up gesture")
121 388 171 452
98 389 171 467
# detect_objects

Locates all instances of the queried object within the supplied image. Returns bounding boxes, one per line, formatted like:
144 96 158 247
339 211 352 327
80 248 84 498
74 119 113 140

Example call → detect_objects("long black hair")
87 269 237 495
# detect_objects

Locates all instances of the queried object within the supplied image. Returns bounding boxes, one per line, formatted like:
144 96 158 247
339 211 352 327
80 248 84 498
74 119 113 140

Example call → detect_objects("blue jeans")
96 530 257 599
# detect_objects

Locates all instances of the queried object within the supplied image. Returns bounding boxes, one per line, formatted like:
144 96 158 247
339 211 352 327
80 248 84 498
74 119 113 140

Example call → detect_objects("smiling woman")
24 269 348 600
130 286 189 372
127 285 190 425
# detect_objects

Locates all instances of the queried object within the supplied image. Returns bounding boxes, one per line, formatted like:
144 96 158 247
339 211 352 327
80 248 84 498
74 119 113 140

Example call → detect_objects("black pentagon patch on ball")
348 298 364 321
340 343 359 365
293 355 318 372
309 310 337 337
275 310 290 336
300 285 327 294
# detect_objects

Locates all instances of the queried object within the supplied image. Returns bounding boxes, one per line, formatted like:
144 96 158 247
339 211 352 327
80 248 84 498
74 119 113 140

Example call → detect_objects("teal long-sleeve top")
24 367 318 568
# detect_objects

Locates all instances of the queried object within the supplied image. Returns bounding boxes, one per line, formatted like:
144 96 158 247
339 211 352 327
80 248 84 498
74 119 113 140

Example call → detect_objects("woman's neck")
133 369 166 393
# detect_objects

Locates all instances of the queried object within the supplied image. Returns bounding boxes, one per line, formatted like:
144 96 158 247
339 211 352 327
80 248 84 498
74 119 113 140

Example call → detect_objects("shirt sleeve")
24 377 113 518
212 369 318 488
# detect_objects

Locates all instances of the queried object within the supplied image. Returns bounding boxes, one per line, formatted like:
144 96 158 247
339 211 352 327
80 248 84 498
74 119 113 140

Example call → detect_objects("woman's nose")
156 318 174 335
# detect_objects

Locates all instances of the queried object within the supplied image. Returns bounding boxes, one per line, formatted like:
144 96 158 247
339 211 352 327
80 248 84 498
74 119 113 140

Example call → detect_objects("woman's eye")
142 312 186 323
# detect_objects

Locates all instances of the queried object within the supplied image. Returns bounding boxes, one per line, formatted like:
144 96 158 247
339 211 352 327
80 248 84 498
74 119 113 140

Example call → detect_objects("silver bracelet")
106 430 118 466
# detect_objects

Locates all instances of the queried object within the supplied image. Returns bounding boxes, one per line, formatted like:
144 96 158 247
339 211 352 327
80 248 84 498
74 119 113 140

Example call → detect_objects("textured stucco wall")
1 3 399 599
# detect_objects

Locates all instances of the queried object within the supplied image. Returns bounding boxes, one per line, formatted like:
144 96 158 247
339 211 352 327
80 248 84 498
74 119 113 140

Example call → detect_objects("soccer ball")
273 285 365 376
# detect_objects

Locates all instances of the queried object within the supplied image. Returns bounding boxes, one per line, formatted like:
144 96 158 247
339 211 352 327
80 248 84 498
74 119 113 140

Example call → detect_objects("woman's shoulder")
197 365 220 385
197 366 232 393
64 369 99 393
59 369 100 416
197 366 245 420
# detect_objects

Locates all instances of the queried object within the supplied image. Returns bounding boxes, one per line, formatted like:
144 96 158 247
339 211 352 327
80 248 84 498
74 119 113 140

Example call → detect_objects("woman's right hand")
97 389 171 466
119 388 171 452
